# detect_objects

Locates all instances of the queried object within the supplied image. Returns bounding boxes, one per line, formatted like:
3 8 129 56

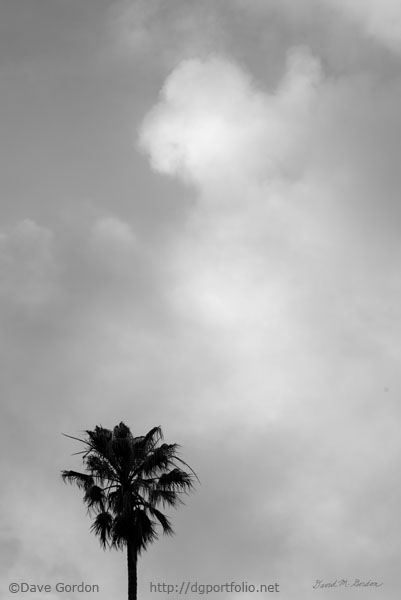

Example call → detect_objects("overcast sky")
1 1 401 599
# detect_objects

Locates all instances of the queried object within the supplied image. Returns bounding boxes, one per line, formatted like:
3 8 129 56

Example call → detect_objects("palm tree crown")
62 423 197 599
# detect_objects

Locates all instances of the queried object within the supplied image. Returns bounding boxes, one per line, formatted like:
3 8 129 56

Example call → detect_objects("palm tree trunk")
127 541 138 600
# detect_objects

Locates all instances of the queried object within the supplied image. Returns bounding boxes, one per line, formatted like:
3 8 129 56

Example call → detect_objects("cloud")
3 2 401 596
89 215 136 273
232 0 401 56
136 41 401 596
111 0 223 63
323 0 401 53
91 215 136 246
0 219 56 308
111 0 164 52
139 48 322 190
137 46 401 430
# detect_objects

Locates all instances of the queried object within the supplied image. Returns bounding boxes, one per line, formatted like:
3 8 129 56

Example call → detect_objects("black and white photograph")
1 1 400 599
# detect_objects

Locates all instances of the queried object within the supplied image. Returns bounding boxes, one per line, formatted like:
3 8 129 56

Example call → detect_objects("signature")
313 578 383 589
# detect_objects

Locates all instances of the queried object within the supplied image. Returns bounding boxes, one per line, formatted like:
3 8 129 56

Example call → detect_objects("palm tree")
61 422 197 600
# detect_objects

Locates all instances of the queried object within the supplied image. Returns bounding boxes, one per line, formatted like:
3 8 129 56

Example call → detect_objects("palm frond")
90 511 113 549
132 509 158 553
113 422 132 438
86 426 113 456
146 506 173 535
111 436 133 467
84 427 122 474
84 485 105 512
174 456 201 485
85 454 118 483
141 426 163 450
108 488 140 515
130 427 163 471
148 488 179 508
137 443 179 477
110 513 133 549
61 470 94 491
157 468 194 491
62 433 89 445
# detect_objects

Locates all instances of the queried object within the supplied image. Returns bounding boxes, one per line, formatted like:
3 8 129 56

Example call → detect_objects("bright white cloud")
139 47 322 190
138 45 400 432
137 46 401 593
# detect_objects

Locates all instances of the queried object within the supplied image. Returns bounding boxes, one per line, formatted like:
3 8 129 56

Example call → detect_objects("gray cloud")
1 2 401 599
322 0 401 54
0 220 56 307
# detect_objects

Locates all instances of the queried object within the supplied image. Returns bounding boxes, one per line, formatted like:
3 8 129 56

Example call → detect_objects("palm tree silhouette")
62 422 197 600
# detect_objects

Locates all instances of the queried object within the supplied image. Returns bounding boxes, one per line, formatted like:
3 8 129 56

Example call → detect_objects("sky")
1 1 401 598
